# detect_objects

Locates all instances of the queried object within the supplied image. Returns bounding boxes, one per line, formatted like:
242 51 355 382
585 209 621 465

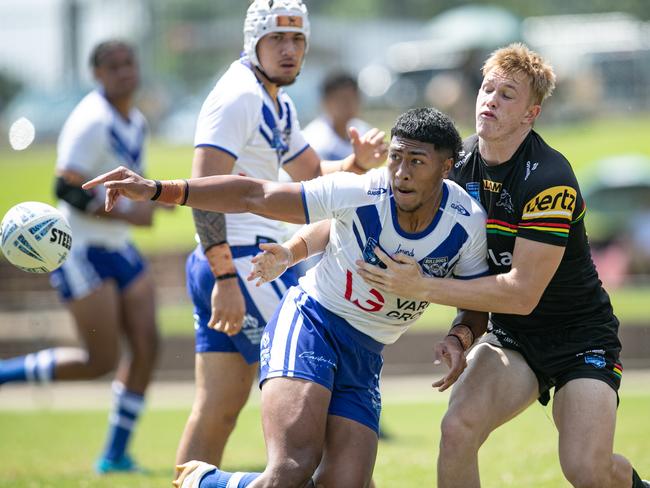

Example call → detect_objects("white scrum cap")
243 0 310 68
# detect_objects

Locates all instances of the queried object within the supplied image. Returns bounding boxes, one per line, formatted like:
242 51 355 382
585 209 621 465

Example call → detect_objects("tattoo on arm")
192 208 227 251
447 324 474 351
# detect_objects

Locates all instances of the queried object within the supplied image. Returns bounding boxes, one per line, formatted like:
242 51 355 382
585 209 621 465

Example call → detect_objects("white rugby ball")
1 201 72 273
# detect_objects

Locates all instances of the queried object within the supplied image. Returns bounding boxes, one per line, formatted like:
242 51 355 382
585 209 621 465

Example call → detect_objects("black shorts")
482 321 622 406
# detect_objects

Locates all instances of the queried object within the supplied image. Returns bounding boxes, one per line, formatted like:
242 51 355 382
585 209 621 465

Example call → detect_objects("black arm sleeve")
54 176 96 212
192 208 228 252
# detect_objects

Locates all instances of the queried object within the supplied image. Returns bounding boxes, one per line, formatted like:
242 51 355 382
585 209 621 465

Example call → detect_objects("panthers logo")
496 189 514 214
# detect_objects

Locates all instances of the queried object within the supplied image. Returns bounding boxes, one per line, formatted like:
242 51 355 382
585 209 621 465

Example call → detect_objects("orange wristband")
153 179 189 205
205 242 236 278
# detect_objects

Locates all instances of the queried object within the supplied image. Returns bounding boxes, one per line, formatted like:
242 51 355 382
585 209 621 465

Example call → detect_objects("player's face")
387 136 452 214
256 32 306 86
93 46 139 100
475 68 540 142
324 86 360 125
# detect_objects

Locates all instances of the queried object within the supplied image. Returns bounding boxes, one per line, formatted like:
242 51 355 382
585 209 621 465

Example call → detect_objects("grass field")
1 374 649 487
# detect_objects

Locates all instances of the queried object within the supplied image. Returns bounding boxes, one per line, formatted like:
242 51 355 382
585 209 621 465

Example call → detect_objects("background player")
356 44 649 488
84 107 489 488
302 71 372 161
176 0 387 471
0 40 160 474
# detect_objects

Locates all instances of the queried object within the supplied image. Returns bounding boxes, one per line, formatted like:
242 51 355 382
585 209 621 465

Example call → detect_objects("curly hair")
390 107 463 162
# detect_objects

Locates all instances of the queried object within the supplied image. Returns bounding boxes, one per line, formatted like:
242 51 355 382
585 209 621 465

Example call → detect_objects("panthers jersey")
56 90 147 248
300 167 488 344
195 59 309 245
451 131 617 332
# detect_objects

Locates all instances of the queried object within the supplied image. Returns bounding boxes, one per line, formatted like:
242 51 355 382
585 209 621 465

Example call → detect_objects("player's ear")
92 66 102 83
524 104 541 124
441 157 453 178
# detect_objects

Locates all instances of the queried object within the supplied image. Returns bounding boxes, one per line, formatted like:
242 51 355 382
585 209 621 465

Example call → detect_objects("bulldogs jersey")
194 59 309 245
300 167 488 344
302 116 371 161
451 132 617 332
56 90 147 248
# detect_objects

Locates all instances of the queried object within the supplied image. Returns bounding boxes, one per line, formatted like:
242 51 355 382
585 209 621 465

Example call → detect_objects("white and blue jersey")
302 115 371 161
299 167 488 344
260 167 488 433
194 59 309 245
55 89 146 248
189 57 308 359
50 90 148 301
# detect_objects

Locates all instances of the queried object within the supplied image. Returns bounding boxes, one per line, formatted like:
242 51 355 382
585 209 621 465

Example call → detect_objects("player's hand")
431 335 467 392
209 278 245 336
247 243 291 286
356 247 425 298
82 166 156 211
349 127 388 170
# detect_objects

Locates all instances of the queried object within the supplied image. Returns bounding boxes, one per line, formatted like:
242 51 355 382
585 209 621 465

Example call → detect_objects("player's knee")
563 470 610 488
85 349 118 377
315 468 371 488
130 323 160 362
562 455 613 488
439 409 482 452
189 398 242 435
265 457 319 488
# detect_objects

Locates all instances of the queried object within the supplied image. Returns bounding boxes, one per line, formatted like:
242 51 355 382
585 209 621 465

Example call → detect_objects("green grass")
1 388 648 487
540 117 650 170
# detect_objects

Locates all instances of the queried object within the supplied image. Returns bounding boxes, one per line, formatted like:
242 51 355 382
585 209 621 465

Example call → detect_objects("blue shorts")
260 286 385 435
187 245 298 364
50 242 146 301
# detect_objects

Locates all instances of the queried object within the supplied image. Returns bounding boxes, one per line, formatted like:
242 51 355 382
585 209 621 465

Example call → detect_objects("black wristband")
446 334 464 349
150 180 162 201
180 179 189 206
215 272 238 281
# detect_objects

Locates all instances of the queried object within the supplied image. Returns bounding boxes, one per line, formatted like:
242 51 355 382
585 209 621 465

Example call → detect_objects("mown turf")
0 389 648 487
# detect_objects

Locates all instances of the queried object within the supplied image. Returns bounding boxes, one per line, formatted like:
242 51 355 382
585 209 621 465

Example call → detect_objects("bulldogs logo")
420 256 449 277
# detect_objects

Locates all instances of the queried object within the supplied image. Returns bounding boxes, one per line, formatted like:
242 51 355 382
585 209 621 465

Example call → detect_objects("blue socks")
0 349 56 384
199 469 260 488
100 382 145 461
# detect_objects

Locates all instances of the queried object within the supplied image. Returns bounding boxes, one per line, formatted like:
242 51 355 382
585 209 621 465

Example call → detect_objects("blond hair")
482 43 556 105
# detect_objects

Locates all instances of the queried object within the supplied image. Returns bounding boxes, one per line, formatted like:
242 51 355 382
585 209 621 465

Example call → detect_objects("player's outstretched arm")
82 166 307 224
